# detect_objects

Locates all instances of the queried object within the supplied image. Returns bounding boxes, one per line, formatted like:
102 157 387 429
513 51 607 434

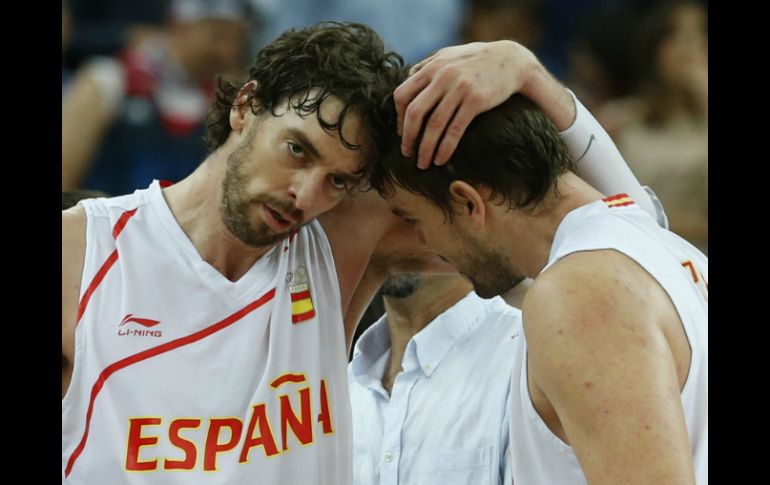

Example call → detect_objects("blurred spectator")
462 0 543 50
536 0 608 78
62 0 252 194
565 2 639 113
63 1 73 92
63 0 169 72
249 0 465 63
599 0 708 251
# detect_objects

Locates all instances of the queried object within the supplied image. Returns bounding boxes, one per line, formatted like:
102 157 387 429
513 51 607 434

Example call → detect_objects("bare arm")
558 90 662 225
523 251 695 484
320 190 453 349
319 189 418 347
62 206 87 398
62 59 124 189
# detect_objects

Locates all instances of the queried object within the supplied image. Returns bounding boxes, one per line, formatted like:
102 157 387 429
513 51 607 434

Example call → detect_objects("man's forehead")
317 96 366 148
388 188 432 215
274 93 367 153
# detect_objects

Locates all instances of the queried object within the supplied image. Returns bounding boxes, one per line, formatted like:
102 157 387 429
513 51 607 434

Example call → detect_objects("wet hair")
369 94 574 219
202 21 404 172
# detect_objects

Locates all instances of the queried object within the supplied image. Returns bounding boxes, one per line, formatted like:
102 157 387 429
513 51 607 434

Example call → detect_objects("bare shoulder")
62 206 87 360
522 248 677 374
62 205 87 287
524 249 666 329
522 249 695 484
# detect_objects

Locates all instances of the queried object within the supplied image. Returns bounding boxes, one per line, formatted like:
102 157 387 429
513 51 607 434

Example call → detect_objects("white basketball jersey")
62 180 352 484
508 194 708 484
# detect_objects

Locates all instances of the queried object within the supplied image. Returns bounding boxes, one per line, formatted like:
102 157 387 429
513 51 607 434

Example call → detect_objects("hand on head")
393 41 538 169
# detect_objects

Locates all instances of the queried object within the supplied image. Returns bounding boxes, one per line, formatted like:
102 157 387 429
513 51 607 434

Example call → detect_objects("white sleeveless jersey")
508 194 708 484
62 180 352 484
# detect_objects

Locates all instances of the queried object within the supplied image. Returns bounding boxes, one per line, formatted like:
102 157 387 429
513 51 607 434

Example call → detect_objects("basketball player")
61 22 414 484
372 40 707 484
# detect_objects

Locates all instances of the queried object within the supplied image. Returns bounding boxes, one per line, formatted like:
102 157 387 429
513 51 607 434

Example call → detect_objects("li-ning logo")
118 314 163 337
286 267 316 324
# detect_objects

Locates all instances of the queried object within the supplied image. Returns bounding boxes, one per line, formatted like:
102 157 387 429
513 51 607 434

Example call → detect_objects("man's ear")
229 80 259 132
448 181 486 229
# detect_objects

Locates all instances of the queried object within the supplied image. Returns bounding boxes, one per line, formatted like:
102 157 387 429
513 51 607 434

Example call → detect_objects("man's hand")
394 40 539 168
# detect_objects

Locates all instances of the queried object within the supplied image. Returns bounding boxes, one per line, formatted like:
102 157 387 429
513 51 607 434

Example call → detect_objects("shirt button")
423 364 433 372
384 452 393 462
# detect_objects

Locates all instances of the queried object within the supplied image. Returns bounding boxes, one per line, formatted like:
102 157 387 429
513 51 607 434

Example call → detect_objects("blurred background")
62 0 708 340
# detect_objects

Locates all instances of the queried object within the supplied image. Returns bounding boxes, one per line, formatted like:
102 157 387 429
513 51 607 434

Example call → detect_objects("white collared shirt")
348 292 522 485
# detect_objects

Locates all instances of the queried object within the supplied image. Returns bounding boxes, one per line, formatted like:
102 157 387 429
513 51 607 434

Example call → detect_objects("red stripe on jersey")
76 249 119 324
112 208 138 240
64 287 277 477
290 290 311 302
77 208 139 326
292 309 316 324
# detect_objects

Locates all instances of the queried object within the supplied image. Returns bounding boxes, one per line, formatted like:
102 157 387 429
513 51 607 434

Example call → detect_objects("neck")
495 172 604 278
381 275 472 393
162 151 275 282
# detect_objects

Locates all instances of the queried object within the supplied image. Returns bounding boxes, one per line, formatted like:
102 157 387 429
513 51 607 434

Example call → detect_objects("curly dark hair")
369 94 575 220
203 22 405 174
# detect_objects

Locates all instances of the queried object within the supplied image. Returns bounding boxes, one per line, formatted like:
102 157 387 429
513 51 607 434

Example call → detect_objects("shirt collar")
350 314 391 388
351 291 507 381
409 291 497 377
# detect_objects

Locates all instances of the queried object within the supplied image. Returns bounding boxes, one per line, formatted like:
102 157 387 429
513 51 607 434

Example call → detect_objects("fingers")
415 88 465 168
394 73 430 137
409 52 436 76
395 52 439 136
398 76 446 161
432 101 478 166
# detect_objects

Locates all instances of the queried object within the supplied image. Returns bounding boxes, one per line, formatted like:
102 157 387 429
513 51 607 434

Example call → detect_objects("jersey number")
681 260 708 302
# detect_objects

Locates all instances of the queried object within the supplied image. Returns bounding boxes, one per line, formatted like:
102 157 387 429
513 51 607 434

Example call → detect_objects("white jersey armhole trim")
62 199 96 412
309 219 343 307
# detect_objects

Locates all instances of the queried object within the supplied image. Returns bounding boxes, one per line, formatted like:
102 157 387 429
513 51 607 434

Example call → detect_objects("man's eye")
330 175 348 190
287 142 304 157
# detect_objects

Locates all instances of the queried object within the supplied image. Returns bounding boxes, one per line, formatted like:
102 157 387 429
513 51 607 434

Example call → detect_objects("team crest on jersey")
286 266 316 324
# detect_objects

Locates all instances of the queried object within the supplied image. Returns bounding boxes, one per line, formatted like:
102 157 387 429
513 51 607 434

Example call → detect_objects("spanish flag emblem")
602 193 634 208
290 282 316 323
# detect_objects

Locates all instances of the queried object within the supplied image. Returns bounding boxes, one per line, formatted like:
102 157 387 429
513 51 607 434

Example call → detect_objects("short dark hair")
369 94 575 219
203 22 404 172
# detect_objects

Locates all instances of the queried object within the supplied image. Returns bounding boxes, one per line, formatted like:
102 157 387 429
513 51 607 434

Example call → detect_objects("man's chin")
242 223 305 249
242 231 290 249
469 276 525 299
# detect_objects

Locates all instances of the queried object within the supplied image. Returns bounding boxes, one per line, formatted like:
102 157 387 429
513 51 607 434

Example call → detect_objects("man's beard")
380 273 421 298
219 143 302 248
454 232 525 299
